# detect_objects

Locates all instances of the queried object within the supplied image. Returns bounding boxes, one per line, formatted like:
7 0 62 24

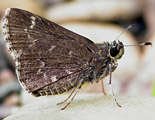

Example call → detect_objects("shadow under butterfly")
2 8 152 110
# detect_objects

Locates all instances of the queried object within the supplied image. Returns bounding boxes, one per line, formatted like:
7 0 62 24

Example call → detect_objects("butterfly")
2 8 151 110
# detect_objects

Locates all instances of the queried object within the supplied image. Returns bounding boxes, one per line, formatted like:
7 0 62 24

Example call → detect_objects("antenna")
115 24 135 41
123 42 152 47
115 24 152 48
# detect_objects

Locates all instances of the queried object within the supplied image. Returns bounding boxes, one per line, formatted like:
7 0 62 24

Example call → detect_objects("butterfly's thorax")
87 41 124 83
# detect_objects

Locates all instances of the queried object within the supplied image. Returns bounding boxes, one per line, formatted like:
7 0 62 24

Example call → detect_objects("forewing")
2 8 98 92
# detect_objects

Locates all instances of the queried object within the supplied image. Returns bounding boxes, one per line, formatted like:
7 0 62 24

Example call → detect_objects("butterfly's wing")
2 8 98 93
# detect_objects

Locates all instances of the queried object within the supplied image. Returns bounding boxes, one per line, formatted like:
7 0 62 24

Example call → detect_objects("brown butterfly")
2 8 152 110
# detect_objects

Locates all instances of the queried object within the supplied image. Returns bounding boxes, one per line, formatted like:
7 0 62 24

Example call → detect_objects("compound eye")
110 46 119 57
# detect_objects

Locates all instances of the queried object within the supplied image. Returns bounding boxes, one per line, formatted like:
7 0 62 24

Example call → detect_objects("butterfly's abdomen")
32 88 67 97
32 83 75 97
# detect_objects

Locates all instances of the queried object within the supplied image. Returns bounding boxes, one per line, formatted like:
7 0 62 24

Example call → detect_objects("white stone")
4 94 155 120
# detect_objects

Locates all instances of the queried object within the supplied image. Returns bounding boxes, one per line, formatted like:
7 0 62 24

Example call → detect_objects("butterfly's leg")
61 85 82 110
101 80 107 96
108 64 121 107
57 87 76 105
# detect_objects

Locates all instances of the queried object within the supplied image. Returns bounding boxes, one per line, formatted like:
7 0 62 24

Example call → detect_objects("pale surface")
4 94 155 120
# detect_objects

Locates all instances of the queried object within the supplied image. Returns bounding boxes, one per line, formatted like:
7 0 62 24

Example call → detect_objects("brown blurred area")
0 0 154 119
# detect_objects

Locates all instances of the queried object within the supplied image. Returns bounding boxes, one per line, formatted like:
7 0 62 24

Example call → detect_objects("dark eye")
110 47 119 57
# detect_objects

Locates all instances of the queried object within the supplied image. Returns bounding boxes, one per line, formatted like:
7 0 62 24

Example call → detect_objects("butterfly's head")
109 40 124 60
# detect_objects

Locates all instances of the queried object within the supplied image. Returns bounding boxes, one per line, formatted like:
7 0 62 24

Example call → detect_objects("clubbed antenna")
123 42 152 47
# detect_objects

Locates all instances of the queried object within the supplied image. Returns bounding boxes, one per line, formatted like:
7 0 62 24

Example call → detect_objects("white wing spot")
40 61 45 67
30 25 34 29
20 82 27 90
30 16 36 29
10 51 17 60
28 43 35 47
10 50 23 60
31 16 36 21
44 74 48 80
17 50 23 58
28 34 31 38
15 61 20 67
51 76 57 82
49 45 56 51
33 39 38 43
15 69 20 80
36 69 41 74
4 33 10 41
2 19 8 33
36 61 45 74
6 42 11 50
66 70 73 74
69 51 73 56
2 8 11 42
24 28 28 32
28 39 39 46
5 8 11 16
